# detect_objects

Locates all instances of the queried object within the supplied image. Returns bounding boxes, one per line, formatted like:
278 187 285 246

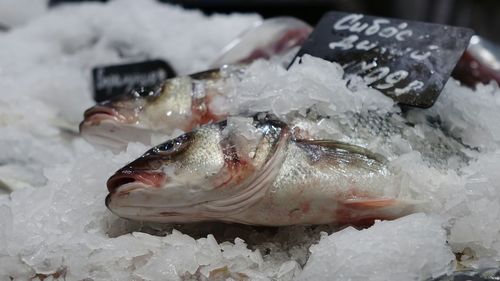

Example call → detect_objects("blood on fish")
287 202 310 219
334 198 399 225
288 208 302 219
189 94 223 131
273 28 311 53
213 149 254 189
343 198 397 210
238 28 311 64
300 202 310 213
105 115 408 226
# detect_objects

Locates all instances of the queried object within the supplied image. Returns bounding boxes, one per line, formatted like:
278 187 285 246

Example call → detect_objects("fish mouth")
80 106 126 127
107 170 166 193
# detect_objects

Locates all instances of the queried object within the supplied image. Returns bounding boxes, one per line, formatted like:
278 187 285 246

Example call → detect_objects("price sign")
293 12 474 108
92 59 175 102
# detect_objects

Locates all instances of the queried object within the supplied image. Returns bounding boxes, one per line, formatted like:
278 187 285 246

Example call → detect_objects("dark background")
49 0 500 44
166 0 500 44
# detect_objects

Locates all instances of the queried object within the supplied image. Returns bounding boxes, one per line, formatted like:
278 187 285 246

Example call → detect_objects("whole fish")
79 67 242 150
105 114 414 225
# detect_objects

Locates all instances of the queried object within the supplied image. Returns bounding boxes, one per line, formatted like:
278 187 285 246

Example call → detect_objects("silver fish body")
106 114 411 226
296 109 471 170
80 66 243 150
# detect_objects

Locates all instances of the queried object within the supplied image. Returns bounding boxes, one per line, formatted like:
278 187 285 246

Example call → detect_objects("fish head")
79 85 165 150
79 73 212 150
105 115 289 223
79 69 239 150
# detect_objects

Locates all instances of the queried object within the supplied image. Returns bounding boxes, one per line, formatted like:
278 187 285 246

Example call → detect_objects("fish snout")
82 105 124 125
107 169 166 193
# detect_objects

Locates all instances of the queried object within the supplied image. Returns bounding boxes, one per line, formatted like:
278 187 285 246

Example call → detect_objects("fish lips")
81 106 124 126
105 172 170 218
107 169 166 193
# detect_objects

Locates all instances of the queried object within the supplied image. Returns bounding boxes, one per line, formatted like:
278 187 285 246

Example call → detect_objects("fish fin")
49 117 80 135
0 179 13 194
295 139 386 163
0 176 33 194
337 198 420 225
341 198 398 209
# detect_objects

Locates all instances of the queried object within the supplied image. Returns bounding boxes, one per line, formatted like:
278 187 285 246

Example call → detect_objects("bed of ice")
1 0 500 280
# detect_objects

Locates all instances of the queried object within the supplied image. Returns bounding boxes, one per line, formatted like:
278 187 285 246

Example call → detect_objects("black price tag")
0 22 8 32
293 12 474 108
92 59 176 102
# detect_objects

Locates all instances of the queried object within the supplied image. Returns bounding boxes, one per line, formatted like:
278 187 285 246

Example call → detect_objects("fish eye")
150 133 193 157
131 86 160 99
157 140 175 151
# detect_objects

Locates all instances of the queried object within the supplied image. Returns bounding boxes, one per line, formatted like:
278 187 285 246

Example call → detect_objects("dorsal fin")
294 139 387 164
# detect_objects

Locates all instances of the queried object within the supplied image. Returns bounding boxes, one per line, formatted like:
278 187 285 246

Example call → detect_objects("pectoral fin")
337 198 420 225
342 198 398 209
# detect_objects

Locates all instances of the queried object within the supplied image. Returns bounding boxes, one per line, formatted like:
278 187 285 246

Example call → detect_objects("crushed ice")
1 0 500 280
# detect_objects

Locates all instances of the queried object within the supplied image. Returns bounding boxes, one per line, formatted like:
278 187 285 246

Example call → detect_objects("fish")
452 35 500 87
105 114 415 226
79 66 243 150
210 17 312 68
302 109 472 169
431 267 500 281
81 75 470 171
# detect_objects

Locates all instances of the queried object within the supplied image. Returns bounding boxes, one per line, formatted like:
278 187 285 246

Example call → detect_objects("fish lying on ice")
79 66 243 150
105 114 415 226
80 68 470 171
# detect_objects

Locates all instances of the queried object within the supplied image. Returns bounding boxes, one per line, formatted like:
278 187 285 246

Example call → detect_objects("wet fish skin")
106 114 411 226
302 109 471 170
79 67 242 150
431 267 500 281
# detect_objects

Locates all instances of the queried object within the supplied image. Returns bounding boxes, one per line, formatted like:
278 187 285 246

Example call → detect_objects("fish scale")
315 110 472 169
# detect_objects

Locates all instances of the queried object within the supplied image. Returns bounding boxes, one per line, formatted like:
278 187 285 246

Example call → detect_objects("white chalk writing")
95 69 167 91
333 14 412 41
328 13 445 97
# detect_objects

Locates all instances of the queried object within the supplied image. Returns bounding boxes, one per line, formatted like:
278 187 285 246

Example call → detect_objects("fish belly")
232 142 413 225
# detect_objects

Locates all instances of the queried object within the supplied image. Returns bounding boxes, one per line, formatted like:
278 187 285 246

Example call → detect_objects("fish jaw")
105 181 210 223
105 172 215 222
79 101 152 150
80 119 154 151
105 180 259 223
